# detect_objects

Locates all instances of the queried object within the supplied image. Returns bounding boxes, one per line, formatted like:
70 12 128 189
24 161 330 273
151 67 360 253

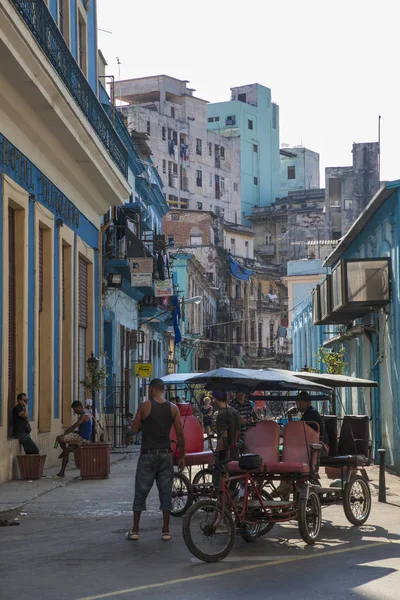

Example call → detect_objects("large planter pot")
17 455 46 480
79 443 111 480
74 447 82 470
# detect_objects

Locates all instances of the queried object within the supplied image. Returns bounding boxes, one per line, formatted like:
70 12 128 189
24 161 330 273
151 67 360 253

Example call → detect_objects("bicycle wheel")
298 490 321 545
183 499 236 562
343 475 371 525
193 468 213 485
171 472 193 518
240 489 274 542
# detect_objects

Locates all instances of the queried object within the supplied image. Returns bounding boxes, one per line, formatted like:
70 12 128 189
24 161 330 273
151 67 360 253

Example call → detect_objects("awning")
161 373 203 385
270 369 378 388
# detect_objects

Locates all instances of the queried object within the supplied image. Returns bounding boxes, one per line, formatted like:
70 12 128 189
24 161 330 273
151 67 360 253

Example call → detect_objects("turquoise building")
207 84 280 222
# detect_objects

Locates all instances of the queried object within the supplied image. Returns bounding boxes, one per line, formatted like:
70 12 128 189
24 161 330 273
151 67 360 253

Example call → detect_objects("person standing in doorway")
127 378 185 542
12 393 39 454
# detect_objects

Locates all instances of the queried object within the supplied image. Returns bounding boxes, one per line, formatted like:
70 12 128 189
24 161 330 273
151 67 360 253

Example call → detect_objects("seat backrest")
170 413 204 457
177 402 193 416
324 415 338 456
282 421 319 466
338 415 369 456
243 421 279 463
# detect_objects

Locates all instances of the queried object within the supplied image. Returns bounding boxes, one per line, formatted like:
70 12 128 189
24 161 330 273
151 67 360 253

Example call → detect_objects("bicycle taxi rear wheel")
343 474 371 525
171 472 194 517
183 499 236 562
240 489 275 542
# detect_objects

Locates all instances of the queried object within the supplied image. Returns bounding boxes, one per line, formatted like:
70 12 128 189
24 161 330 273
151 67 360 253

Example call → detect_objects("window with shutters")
39 228 44 313
79 258 88 328
62 245 66 321
78 257 88 403
61 243 73 425
8 208 16 438
38 224 53 432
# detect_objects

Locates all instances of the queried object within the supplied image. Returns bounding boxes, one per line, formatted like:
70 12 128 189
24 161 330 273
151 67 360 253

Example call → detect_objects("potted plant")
78 353 111 479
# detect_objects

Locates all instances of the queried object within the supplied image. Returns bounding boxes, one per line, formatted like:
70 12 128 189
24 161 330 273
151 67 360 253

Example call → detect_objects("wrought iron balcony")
256 298 280 312
11 0 128 177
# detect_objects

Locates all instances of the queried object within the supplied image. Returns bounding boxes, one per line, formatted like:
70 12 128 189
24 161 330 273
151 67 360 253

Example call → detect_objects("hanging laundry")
173 145 179 162
168 139 174 156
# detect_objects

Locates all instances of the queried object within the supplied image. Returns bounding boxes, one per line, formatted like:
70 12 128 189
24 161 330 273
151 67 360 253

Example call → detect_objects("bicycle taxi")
170 367 375 563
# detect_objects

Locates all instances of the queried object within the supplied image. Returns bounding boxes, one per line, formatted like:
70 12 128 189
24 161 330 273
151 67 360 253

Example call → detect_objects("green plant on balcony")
310 347 347 375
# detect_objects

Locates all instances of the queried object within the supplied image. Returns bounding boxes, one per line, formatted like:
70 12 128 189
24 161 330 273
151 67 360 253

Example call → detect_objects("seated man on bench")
56 401 92 478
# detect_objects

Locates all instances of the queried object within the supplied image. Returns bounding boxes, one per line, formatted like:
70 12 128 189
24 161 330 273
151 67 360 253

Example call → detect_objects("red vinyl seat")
277 421 320 474
184 450 213 466
228 421 280 473
263 461 310 474
170 403 210 465
227 460 265 473
244 420 280 467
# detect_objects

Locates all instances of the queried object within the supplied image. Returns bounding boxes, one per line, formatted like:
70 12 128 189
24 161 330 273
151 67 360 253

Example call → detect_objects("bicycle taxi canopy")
184 367 331 393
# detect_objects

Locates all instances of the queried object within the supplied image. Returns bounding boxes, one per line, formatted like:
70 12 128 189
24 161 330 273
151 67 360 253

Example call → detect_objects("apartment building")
207 83 280 222
116 75 242 223
0 0 131 481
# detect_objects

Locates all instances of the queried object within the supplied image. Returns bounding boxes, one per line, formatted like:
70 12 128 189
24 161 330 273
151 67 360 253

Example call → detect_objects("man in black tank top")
126 378 185 542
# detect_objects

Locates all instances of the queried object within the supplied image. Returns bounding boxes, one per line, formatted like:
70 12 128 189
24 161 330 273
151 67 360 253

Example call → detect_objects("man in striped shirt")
230 392 256 445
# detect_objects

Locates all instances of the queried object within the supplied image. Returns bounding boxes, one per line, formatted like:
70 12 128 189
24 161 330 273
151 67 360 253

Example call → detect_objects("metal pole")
378 448 386 503
228 249 233 367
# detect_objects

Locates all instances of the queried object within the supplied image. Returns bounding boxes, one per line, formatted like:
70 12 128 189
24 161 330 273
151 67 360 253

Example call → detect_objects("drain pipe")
370 313 382 460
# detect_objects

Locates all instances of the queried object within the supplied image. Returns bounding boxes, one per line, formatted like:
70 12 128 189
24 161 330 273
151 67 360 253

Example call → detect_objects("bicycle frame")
213 470 298 529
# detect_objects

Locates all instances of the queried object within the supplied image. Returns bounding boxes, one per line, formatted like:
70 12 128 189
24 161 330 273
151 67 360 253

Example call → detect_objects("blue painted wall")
293 183 400 468
0 134 99 423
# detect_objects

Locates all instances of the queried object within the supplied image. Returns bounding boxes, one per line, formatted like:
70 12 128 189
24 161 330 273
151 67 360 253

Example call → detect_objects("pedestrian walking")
12 393 39 455
126 378 185 542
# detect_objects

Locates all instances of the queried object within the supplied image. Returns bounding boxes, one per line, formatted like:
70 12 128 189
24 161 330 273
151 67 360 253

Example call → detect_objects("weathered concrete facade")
116 76 242 223
326 142 380 238
249 188 328 265
280 146 320 197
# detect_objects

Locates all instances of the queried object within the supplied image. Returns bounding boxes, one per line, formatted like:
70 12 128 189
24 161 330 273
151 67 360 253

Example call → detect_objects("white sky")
98 0 400 183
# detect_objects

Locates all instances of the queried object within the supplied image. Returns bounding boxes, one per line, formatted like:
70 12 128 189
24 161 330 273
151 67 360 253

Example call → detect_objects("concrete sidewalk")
0 447 140 519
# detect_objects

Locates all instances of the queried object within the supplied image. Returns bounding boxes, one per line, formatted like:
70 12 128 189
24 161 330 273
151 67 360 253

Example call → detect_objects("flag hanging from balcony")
229 256 255 281
172 295 182 345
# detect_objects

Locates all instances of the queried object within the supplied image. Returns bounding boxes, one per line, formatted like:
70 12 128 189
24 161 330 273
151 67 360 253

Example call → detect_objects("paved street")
1 454 400 600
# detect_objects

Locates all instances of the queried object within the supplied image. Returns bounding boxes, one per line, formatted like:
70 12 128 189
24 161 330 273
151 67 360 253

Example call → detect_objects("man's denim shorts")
133 451 174 512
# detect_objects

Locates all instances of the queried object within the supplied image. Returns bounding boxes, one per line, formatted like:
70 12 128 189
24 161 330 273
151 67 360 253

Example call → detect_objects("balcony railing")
259 244 275 256
256 299 280 312
11 0 128 177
